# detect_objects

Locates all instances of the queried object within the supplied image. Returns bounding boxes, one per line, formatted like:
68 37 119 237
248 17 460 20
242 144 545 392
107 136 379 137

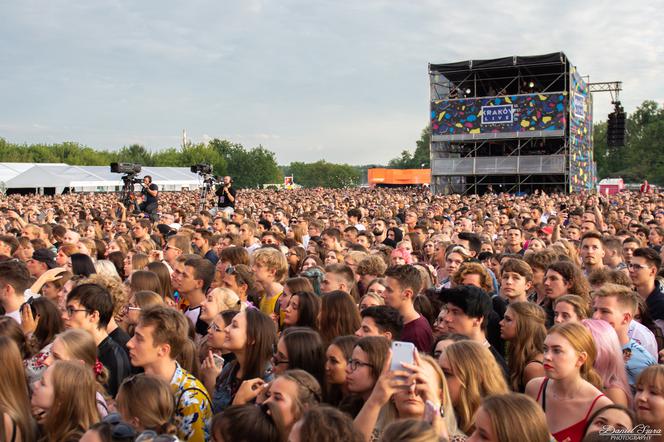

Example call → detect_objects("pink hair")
391 247 413 265
582 319 632 406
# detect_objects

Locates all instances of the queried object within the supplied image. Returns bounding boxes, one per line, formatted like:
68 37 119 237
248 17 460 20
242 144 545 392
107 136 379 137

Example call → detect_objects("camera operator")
215 176 236 216
139 175 159 221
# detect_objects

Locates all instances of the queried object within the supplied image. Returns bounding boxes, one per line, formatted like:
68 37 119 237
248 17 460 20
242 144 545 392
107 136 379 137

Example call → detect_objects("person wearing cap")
26 248 57 278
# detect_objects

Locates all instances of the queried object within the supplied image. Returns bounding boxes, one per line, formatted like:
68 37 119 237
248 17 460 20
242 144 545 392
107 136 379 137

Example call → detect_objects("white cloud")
0 0 661 164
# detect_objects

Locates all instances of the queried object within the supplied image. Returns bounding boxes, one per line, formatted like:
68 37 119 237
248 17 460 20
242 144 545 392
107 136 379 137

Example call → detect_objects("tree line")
0 138 361 189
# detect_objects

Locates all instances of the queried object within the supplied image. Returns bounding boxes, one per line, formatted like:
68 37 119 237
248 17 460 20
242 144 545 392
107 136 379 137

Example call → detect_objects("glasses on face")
347 358 373 372
163 245 181 252
225 266 237 275
628 263 649 271
208 322 224 333
65 306 88 316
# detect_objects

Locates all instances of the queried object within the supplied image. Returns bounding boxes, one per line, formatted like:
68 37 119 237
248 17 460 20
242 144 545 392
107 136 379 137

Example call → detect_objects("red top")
536 378 605 442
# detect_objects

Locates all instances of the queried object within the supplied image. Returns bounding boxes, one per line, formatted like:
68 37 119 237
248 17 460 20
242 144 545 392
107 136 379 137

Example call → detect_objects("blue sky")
0 0 661 165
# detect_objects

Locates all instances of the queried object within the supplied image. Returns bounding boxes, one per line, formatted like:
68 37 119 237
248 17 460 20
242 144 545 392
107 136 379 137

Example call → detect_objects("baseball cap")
32 248 57 269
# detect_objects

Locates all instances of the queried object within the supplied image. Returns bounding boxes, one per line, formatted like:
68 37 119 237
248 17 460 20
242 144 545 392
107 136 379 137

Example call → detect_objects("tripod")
120 176 139 212
197 177 215 213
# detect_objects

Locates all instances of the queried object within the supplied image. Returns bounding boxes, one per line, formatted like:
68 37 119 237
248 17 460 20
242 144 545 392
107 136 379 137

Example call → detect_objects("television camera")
110 162 143 208
191 163 218 212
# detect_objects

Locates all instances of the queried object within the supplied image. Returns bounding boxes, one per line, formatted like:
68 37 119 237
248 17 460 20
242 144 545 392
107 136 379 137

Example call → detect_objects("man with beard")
372 218 388 246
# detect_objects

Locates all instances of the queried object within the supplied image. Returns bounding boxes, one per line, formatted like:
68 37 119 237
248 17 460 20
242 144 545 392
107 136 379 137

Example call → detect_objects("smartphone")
211 354 224 370
390 341 415 373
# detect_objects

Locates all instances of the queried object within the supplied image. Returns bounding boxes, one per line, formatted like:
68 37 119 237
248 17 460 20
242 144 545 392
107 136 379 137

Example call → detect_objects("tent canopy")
0 163 202 192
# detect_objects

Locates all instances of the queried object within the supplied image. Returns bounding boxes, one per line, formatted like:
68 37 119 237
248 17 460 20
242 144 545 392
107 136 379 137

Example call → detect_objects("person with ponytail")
526 322 613 442
43 329 110 417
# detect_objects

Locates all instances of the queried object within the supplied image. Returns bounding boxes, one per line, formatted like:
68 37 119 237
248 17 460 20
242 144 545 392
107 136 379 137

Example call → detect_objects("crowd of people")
0 183 663 442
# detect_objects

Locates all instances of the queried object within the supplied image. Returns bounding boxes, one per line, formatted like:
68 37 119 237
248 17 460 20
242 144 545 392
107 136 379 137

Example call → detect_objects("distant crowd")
0 185 663 442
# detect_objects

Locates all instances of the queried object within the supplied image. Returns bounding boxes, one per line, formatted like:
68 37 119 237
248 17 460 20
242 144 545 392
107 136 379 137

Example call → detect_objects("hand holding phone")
390 341 416 373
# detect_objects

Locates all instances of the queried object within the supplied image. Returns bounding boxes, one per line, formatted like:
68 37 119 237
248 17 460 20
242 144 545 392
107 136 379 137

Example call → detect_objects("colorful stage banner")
568 68 595 192
431 93 567 141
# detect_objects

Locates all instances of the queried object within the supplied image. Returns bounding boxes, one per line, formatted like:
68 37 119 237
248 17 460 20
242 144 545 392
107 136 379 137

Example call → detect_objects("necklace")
550 380 583 401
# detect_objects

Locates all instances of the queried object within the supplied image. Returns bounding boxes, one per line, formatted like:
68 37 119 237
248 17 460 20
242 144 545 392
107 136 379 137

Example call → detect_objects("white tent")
0 163 204 194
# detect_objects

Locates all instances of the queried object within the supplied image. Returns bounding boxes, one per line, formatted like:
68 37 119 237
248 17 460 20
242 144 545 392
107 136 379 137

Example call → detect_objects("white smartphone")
390 341 416 372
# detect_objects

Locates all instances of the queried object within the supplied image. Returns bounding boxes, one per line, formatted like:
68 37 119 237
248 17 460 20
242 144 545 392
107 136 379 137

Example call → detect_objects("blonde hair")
207 287 242 312
481 394 550 442
548 322 603 389
636 365 664 395
252 248 289 283
56 329 109 386
592 283 639 315
134 290 164 310
380 419 437 442
117 374 177 434
506 302 546 392
0 337 34 442
42 361 100 442
444 341 509 433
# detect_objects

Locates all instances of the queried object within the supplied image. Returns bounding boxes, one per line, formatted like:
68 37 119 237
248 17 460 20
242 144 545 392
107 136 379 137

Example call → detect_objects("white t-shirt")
4 309 21 324
628 320 658 359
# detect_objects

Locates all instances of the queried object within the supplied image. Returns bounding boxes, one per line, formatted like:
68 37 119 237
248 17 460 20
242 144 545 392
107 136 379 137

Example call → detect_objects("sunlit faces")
499 307 517 340
263 377 300 430
366 281 387 301
543 269 571 301
622 242 639 264
554 301 580 324
283 295 300 327
345 347 375 396
443 303 478 336
445 252 465 277
324 344 348 385
355 317 385 338
200 292 221 323
43 337 68 367
359 296 382 311
629 256 656 286
542 332 586 380
223 311 248 353
383 277 407 310
585 407 635 435
126 323 162 368
321 273 344 293
580 237 605 267
432 307 448 337
500 271 532 302
592 296 628 330
206 315 228 350
468 406 497 442
392 362 439 418
61 299 91 330
300 257 318 272
635 378 664 428
438 352 461 405
31 364 56 411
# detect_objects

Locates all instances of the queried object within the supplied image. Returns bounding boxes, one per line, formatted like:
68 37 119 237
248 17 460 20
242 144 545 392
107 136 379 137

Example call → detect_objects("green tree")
387 125 431 168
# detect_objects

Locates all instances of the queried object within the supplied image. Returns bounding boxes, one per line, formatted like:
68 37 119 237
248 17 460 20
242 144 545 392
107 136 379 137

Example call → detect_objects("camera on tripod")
190 164 212 175
191 164 218 212
111 162 143 184
110 162 143 208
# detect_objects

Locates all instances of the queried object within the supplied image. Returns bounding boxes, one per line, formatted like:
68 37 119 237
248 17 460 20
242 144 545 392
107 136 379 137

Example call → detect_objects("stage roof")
429 52 570 84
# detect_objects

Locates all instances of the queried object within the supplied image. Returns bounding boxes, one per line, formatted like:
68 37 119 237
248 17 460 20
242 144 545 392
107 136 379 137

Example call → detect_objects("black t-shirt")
216 185 236 209
98 335 131 397
142 183 158 204
108 327 131 353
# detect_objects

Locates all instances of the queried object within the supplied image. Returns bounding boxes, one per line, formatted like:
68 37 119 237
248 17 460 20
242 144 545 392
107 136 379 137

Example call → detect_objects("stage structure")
429 52 595 195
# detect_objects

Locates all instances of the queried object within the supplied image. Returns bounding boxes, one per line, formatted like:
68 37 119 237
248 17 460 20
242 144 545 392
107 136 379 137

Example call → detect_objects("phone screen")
390 341 415 373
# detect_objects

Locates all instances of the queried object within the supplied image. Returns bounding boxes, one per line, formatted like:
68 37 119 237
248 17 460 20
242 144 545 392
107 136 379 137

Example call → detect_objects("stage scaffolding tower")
429 52 594 195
